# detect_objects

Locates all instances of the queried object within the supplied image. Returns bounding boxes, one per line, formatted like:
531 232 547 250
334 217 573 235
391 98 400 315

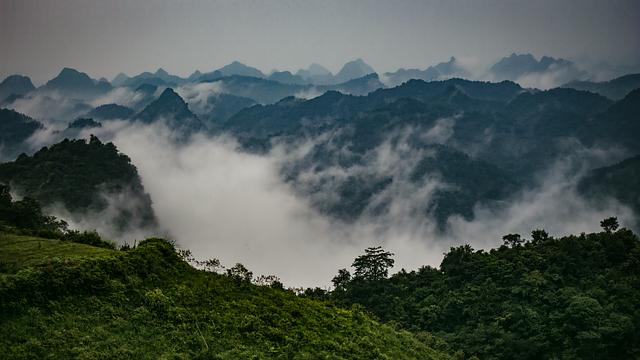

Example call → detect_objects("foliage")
327 220 640 359
0 135 156 231
0 232 453 359
352 246 395 281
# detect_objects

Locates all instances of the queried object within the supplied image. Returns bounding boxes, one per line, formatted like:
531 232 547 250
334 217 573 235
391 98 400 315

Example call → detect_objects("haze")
1 0 639 84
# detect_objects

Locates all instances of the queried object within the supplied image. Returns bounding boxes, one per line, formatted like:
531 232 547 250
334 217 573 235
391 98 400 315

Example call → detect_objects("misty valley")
1 54 639 359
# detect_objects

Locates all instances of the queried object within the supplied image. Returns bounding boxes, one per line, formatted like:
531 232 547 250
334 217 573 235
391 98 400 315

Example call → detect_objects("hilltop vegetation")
0 136 156 232
0 232 453 359
310 220 640 360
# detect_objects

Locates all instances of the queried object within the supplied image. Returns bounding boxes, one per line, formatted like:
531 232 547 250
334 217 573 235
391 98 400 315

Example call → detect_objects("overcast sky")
1 0 639 84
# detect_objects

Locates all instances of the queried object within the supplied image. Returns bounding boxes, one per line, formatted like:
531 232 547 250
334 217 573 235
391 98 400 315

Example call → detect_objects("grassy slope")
0 233 452 359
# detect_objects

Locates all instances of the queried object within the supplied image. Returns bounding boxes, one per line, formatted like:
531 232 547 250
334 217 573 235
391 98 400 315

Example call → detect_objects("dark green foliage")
329 224 640 359
578 155 640 216
0 184 65 233
0 108 43 159
352 246 395 281
0 233 453 359
0 136 156 231
67 117 102 129
61 230 115 249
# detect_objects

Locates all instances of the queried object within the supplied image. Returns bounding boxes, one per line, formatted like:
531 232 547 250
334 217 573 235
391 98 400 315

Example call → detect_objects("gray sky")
1 0 639 84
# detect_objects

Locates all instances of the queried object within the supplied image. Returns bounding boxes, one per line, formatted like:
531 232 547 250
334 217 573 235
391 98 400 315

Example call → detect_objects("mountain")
267 71 307 85
111 72 130 87
41 68 113 98
67 117 102 129
334 58 376 84
581 89 640 152
0 232 453 359
221 76 640 224
135 88 203 131
187 70 203 82
0 108 43 160
202 76 307 104
185 92 257 127
383 57 471 87
85 103 135 120
383 67 440 87
562 73 640 100
0 75 35 102
319 73 385 96
579 155 640 216
490 53 586 84
0 136 156 232
122 68 186 88
296 63 334 85
215 61 265 78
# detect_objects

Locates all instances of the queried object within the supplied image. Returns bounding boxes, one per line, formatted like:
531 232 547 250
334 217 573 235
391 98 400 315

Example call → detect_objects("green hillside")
317 222 640 360
0 232 453 359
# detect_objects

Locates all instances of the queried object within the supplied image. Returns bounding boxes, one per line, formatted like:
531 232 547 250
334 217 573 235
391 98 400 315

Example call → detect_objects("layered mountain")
85 103 135 120
0 75 35 102
122 68 187 88
0 136 156 233
41 68 112 98
267 70 307 85
562 73 640 100
579 155 640 216
215 61 265 78
135 88 203 132
111 72 130 87
222 77 639 225
0 108 43 160
383 57 470 87
490 53 586 84
318 73 385 96
296 63 334 85
334 58 376 84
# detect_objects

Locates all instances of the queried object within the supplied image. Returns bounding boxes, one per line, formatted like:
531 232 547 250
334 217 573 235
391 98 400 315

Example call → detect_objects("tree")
600 217 619 233
502 233 523 247
332 268 352 291
352 246 394 281
226 263 253 283
531 229 549 243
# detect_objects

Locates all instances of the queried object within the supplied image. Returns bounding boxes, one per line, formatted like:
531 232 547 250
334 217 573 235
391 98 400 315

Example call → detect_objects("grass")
0 232 114 271
0 232 454 359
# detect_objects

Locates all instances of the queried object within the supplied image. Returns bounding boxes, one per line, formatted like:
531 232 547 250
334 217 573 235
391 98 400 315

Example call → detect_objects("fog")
28 118 622 288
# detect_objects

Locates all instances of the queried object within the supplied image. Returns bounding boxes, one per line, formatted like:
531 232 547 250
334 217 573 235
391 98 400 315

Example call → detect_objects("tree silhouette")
352 246 394 281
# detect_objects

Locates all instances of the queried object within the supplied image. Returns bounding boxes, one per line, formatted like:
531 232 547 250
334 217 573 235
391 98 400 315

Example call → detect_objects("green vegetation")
0 232 453 359
317 219 640 360
0 136 156 231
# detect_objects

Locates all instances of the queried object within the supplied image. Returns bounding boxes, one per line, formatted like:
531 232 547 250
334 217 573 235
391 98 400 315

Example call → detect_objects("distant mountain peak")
0 75 35 101
135 87 203 132
335 59 376 83
217 61 265 78
155 68 169 77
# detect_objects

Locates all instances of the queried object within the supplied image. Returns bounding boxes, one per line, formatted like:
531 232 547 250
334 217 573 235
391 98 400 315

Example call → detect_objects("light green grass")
0 232 114 270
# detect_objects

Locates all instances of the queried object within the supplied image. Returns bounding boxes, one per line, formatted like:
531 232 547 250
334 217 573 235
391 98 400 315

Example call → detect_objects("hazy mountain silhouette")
0 75 35 102
562 73 640 100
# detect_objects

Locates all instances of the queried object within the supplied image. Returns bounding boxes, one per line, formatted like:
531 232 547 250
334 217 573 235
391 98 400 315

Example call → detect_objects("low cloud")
65 121 634 288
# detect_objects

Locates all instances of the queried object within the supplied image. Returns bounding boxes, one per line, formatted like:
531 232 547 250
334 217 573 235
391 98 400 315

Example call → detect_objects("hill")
562 74 640 100
579 155 640 215
0 108 43 160
317 222 640 359
0 231 453 359
0 136 156 233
